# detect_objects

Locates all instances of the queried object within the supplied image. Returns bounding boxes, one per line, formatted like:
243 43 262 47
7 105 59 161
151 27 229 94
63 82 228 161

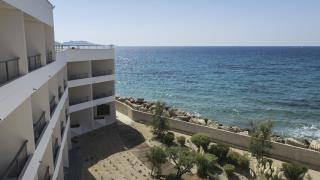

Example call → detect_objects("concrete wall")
64 49 114 62
24 20 46 66
31 82 50 123
0 8 28 74
92 59 114 74
67 61 91 78
0 98 34 175
116 100 320 170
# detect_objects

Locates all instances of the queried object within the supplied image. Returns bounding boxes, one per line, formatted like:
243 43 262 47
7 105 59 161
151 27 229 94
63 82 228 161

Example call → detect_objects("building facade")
0 0 115 179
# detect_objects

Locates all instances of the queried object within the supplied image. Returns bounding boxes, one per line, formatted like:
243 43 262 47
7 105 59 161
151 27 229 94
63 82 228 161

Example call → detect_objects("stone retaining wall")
116 100 320 170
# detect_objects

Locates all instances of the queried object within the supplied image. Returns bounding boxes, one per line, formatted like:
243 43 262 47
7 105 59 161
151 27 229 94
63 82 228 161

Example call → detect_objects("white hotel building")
0 0 115 179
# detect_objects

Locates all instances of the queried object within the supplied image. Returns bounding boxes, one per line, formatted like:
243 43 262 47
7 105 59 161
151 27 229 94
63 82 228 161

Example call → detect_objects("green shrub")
191 133 211 152
223 164 235 177
282 163 308 180
226 151 250 170
208 143 230 162
237 154 250 170
196 153 217 178
162 132 175 146
226 151 239 165
176 136 186 146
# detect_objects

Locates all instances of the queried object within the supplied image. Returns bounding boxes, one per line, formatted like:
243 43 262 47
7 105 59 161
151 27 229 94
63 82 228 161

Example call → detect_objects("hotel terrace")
0 0 115 179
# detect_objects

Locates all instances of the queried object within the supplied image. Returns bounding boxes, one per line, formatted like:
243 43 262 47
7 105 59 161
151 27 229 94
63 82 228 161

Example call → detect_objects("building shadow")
67 120 145 180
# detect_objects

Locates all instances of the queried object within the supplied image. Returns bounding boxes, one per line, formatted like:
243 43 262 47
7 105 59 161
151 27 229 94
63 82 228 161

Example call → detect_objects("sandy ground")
67 112 320 180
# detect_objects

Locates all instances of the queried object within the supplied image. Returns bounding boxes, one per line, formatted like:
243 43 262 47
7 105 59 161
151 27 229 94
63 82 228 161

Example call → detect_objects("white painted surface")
64 49 114 62
3 0 54 27
0 56 66 121
68 74 115 88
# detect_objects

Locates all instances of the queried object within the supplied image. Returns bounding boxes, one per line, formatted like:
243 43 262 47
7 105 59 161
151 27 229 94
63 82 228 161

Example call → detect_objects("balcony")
52 138 60 166
38 165 51 180
93 91 113 100
33 112 47 144
49 96 56 115
68 72 89 81
28 54 42 72
69 96 90 106
65 109 69 120
46 52 54 64
1 141 29 180
92 69 113 77
0 57 20 86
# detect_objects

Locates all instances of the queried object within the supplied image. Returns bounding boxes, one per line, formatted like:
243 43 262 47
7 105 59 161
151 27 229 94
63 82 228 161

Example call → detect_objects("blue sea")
115 47 320 140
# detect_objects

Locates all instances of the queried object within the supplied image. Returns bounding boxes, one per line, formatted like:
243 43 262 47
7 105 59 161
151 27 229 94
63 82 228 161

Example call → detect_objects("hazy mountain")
62 41 99 46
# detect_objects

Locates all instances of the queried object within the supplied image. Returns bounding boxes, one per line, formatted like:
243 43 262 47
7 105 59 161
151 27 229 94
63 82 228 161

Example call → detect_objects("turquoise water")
115 47 320 140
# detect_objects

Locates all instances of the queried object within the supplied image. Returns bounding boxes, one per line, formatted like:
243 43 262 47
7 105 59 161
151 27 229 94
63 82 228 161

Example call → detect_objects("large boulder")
131 104 141 110
228 126 242 133
177 115 191 122
285 138 308 148
309 140 320 152
136 98 145 104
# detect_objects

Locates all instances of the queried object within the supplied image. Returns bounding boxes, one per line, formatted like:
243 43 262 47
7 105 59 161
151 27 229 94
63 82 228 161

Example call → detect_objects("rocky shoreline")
116 96 320 152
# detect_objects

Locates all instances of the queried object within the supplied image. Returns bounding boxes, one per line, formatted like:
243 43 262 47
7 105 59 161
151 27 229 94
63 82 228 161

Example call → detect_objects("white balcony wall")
24 18 46 67
38 138 54 178
0 7 28 75
31 82 50 123
0 98 34 175
67 61 91 80
64 49 114 62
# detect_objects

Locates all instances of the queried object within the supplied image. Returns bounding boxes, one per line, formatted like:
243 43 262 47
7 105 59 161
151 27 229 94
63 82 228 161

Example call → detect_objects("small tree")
191 133 211 152
166 147 197 179
163 132 175 146
176 136 186 146
223 164 235 177
249 121 273 163
151 102 169 138
147 147 167 177
196 153 217 178
282 163 308 180
208 143 230 163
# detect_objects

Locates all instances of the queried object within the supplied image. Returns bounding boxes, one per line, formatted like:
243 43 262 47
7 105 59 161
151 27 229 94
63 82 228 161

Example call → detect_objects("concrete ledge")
116 100 320 170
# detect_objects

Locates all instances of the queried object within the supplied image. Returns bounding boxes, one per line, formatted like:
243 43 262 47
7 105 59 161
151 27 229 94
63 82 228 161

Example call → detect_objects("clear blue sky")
53 0 320 46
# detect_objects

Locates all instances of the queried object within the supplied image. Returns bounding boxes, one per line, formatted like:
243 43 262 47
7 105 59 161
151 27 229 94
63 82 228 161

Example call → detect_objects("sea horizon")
115 46 320 140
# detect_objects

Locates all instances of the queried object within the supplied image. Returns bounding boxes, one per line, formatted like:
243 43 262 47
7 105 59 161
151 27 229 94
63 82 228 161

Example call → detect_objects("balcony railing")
28 54 41 72
49 96 56 115
93 91 113 100
46 52 54 64
60 121 65 137
69 96 90 106
1 140 29 180
65 109 69 120
63 80 67 90
68 72 89 81
55 44 114 52
58 86 63 99
52 138 60 166
0 57 20 86
33 112 47 144
92 69 113 77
